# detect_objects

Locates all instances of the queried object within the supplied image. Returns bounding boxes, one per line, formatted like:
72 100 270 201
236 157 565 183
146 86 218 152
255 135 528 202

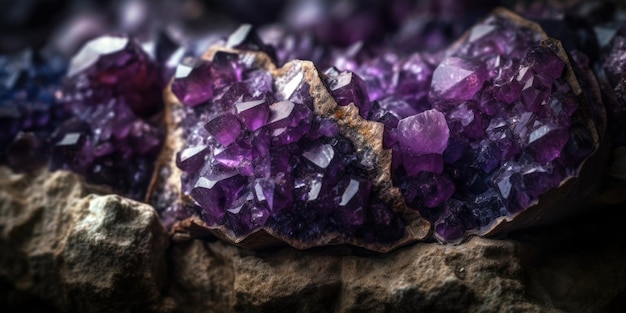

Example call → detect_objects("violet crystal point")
324 67 371 117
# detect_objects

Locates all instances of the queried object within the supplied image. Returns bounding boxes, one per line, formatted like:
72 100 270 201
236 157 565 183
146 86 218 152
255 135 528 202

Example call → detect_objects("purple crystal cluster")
0 49 68 170
356 13 595 241
52 36 164 199
171 28 405 244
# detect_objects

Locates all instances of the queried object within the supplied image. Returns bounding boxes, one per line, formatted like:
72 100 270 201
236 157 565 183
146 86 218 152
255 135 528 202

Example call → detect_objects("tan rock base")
2 168 625 312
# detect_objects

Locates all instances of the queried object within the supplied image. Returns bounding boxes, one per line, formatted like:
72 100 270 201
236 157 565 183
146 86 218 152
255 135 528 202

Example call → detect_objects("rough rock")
167 215 626 313
0 167 170 312
2 167 626 313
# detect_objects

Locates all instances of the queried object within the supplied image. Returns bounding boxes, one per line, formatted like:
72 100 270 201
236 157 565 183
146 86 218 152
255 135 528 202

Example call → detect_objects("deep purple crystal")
235 99 270 131
171 59 216 107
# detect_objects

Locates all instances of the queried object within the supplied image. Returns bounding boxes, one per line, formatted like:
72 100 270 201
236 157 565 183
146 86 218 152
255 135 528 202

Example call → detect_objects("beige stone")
2 167 625 312
0 168 170 312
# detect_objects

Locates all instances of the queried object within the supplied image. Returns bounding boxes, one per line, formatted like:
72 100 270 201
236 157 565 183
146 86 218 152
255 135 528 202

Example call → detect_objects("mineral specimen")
2 3 604 251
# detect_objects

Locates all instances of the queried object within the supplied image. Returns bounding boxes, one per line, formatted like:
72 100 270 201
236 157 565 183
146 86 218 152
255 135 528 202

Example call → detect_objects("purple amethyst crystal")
235 99 270 131
430 56 487 102
396 109 450 156
53 35 165 199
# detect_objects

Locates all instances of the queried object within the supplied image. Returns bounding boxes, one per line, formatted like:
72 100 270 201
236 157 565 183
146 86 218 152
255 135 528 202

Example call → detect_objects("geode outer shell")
147 9 607 251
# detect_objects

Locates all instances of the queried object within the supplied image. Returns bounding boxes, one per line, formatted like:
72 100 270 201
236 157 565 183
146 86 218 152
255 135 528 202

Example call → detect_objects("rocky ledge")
1 167 625 313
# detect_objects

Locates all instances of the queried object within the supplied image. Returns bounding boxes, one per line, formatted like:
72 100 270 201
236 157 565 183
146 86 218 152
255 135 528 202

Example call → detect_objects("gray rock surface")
1 167 625 312
0 168 170 312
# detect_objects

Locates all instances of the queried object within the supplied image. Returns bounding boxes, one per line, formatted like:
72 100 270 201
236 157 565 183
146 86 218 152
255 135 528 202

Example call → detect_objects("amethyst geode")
151 10 601 250
152 26 429 251
364 9 600 242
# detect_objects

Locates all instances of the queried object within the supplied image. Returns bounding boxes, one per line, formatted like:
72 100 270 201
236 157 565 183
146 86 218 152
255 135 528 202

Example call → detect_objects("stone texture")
0 167 170 312
2 167 626 313
166 203 626 313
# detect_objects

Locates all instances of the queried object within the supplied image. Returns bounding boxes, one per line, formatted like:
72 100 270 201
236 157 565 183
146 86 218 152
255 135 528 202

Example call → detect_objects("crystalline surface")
3 3 605 249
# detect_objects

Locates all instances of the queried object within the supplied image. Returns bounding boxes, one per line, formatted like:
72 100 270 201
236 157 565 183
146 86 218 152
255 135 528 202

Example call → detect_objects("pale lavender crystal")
430 56 487 102
302 143 335 169
375 96 421 119
397 109 450 155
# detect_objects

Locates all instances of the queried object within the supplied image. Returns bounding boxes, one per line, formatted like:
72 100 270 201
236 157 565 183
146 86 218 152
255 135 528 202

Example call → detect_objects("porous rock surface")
1 167 625 312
